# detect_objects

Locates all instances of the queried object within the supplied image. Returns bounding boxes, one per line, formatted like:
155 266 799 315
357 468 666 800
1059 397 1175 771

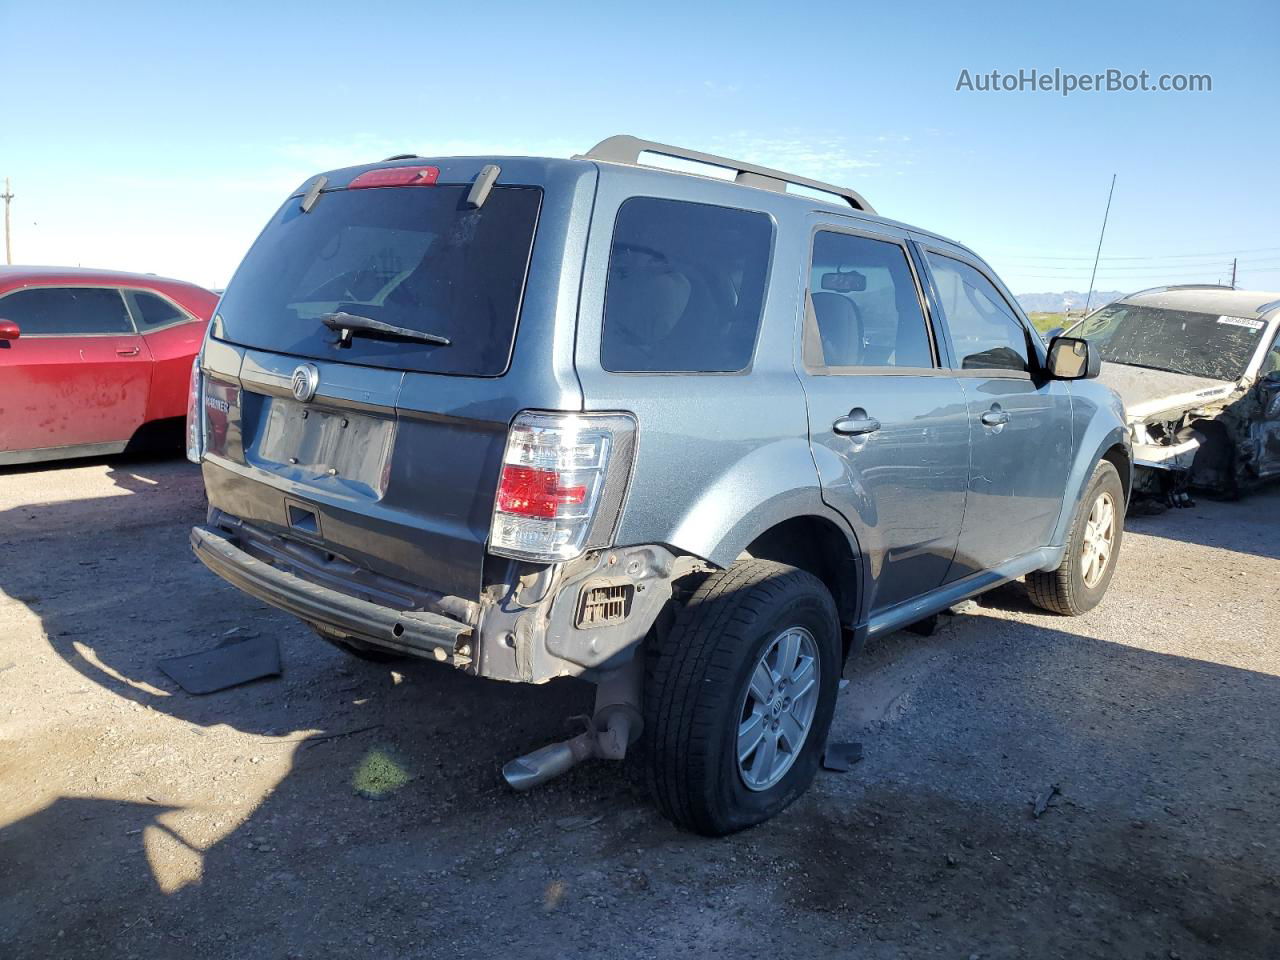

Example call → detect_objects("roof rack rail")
578 135 876 214
1124 283 1235 299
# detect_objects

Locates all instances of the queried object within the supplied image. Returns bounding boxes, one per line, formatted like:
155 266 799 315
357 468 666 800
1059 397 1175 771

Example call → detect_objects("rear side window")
214 185 542 376
926 253 1030 373
128 290 189 330
0 287 133 335
601 198 772 373
807 231 933 369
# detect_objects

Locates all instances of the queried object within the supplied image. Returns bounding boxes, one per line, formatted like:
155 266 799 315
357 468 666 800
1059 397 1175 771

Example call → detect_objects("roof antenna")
1083 174 1116 316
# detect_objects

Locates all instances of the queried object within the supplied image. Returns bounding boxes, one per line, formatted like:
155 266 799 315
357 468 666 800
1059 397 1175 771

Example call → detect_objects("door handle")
833 413 882 436
116 346 140 357
981 409 1010 427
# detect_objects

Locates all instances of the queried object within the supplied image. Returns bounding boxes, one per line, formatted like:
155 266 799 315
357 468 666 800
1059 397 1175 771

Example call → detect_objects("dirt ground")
1 456 1277 960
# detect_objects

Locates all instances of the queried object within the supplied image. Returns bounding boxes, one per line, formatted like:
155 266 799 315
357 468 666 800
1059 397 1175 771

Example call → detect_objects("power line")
1001 260 1280 274
1006 253 1280 268
996 244 1280 262
1015 269 1280 278
1005 255 1280 270
1014 263 1280 275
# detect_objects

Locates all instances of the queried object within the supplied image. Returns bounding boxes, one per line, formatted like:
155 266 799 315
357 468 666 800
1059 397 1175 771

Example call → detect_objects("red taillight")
488 412 637 562
348 166 440 189
496 466 587 519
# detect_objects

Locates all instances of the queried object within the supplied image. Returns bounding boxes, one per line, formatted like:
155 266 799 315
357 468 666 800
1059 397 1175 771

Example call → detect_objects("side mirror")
0 319 19 342
1047 335 1100 380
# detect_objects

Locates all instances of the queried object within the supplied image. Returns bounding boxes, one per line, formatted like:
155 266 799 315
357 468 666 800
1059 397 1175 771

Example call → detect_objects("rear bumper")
190 524 472 663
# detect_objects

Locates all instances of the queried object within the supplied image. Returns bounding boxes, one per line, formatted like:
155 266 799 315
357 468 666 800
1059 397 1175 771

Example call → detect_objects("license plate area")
253 397 394 499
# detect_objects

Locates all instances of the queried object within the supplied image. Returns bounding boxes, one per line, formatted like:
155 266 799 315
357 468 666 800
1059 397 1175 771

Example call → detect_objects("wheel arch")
738 514 863 660
1049 424 1131 550
1100 441 1132 504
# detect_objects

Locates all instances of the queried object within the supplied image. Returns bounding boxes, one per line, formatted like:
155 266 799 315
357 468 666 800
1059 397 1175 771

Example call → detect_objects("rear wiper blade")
320 312 451 348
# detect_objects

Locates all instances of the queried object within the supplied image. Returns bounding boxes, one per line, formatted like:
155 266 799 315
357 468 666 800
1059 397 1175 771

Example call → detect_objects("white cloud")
702 80 742 97
704 132 907 181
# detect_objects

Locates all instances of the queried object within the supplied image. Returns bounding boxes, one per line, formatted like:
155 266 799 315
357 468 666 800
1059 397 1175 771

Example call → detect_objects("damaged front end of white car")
1099 367 1240 509
1066 292 1280 509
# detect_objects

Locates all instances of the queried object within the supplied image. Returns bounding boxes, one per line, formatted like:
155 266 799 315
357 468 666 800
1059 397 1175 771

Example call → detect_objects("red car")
0 267 217 466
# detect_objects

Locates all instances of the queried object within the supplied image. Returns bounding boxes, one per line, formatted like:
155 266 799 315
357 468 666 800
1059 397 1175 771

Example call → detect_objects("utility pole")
1 178 12 266
1083 174 1117 316
1230 258 1237 289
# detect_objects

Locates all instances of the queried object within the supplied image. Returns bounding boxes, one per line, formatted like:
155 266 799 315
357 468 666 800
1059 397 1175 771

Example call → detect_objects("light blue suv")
187 135 1130 834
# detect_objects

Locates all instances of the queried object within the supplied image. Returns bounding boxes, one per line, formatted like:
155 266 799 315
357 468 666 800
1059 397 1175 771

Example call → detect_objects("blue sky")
3 0 1277 295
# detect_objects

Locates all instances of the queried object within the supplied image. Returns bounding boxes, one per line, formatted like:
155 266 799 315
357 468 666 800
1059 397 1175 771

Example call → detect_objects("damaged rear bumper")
190 525 473 664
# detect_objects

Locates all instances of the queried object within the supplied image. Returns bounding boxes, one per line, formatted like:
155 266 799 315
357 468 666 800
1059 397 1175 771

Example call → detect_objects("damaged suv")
188 136 1130 834
1069 285 1280 502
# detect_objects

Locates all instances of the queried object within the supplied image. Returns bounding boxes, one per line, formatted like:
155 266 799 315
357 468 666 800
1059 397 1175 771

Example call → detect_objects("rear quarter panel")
573 165 852 567
141 282 215 422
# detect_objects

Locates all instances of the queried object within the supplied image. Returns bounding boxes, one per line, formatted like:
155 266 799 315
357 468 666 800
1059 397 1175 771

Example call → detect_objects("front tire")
642 559 841 836
1027 460 1125 616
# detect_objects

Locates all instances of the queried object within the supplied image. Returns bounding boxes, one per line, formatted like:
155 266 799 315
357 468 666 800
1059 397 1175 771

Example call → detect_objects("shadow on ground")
1124 485 1280 561
1 462 1278 958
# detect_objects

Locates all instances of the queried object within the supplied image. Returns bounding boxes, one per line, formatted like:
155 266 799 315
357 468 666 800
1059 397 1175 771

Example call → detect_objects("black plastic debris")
1032 783 1062 819
158 634 281 694
905 614 939 636
821 741 864 772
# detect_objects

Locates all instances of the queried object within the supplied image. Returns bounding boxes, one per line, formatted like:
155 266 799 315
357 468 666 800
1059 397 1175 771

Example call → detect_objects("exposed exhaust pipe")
502 730 599 791
501 657 643 791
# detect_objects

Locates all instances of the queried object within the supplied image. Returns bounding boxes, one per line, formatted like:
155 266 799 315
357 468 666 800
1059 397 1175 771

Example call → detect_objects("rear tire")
642 559 840 836
1027 460 1124 616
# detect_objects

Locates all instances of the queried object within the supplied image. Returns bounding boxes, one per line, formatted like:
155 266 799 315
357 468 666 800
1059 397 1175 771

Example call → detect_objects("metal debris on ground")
821 741 864 772
555 814 604 831
302 724 382 749
157 634 281 694
1032 783 1062 819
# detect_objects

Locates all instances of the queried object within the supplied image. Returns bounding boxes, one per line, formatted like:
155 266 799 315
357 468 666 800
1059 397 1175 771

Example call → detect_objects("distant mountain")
1016 290 1125 313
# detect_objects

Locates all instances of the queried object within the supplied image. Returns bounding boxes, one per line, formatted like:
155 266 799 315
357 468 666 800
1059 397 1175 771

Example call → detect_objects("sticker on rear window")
1217 315 1265 331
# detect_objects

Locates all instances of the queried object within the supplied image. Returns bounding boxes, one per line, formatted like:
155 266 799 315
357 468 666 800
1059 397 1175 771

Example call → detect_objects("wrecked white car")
1066 285 1280 504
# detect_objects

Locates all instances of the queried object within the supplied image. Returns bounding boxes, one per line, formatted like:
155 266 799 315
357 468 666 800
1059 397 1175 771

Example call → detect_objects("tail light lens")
489 412 637 562
185 357 204 464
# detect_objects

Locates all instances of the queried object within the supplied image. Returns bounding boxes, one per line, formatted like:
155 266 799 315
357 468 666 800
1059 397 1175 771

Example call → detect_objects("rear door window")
213 184 542 376
926 253 1030 373
806 231 934 369
127 290 190 330
601 197 773 373
0 287 134 335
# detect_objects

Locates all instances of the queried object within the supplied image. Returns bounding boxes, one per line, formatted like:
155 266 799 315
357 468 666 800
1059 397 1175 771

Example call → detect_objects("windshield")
213 184 542 376
1067 303 1264 381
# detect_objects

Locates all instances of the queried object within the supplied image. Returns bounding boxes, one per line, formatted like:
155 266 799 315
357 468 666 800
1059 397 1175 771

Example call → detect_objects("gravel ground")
1 456 1277 959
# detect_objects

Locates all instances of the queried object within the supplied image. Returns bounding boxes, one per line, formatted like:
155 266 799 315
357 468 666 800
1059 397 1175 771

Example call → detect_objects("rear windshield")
213 184 542 376
1069 303 1263 381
